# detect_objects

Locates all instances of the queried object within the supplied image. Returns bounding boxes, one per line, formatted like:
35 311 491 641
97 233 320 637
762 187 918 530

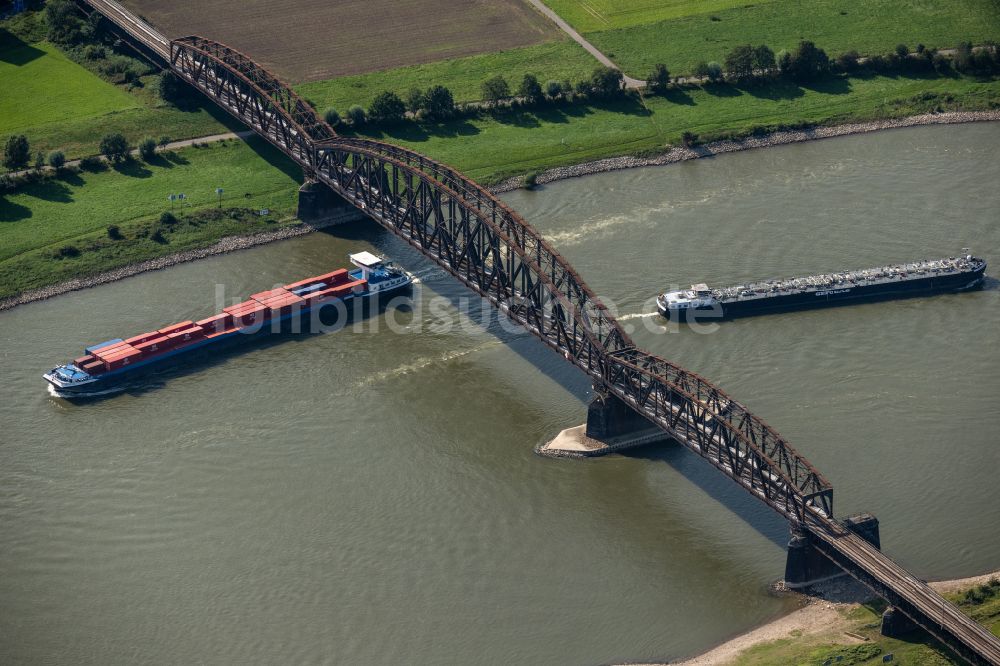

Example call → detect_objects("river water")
1 123 998 665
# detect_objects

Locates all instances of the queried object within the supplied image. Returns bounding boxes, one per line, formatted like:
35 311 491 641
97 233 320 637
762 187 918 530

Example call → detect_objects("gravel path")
489 110 1000 193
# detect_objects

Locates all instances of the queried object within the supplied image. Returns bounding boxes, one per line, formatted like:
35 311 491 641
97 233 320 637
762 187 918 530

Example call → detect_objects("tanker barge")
657 252 986 320
44 252 411 396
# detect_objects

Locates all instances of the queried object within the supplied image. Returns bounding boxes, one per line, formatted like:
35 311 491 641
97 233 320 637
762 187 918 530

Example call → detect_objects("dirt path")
526 0 645 89
6 130 255 178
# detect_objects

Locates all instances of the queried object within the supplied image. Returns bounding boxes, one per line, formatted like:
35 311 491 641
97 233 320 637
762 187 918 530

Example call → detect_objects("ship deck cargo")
657 253 987 320
43 253 412 397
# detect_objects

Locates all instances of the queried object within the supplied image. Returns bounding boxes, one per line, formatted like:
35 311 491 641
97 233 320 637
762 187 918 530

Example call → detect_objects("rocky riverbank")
489 110 1000 193
3 111 997 312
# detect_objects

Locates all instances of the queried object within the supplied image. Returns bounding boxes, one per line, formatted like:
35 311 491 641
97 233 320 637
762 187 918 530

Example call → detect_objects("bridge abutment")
538 390 669 458
297 180 365 226
880 605 919 637
784 513 881 589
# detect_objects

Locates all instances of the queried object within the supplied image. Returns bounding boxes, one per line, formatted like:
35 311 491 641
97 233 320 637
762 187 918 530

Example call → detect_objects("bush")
545 80 563 99
481 75 510 105
159 211 177 225
681 131 698 147
158 136 171 147
692 61 711 78
79 155 105 171
346 104 366 126
138 137 156 161
518 73 544 103
58 245 80 258
835 50 861 73
573 79 591 96
323 108 341 127
406 87 426 114
3 134 30 171
522 171 540 189
368 91 406 124
34 151 45 170
48 151 66 170
705 62 724 82
46 0 84 45
157 71 186 104
83 44 106 60
423 85 455 121
786 40 829 82
107 225 123 240
646 63 670 91
150 228 167 244
895 43 910 58
100 132 130 163
590 66 625 96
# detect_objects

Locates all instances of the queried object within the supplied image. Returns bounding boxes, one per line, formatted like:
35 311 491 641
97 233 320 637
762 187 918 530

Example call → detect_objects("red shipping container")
234 305 269 327
104 348 142 371
251 288 289 301
223 302 256 314
158 320 194 336
284 269 349 291
206 326 240 339
167 326 205 345
125 331 159 346
136 336 170 354
82 360 106 375
74 355 94 367
93 343 133 360
196 313 232 333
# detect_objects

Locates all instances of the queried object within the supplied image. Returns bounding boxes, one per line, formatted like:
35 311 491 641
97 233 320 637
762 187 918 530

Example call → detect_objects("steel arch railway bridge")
82 1 1000 663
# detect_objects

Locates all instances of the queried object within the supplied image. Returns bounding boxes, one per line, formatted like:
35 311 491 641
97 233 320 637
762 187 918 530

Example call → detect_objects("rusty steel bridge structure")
81 1 1000 663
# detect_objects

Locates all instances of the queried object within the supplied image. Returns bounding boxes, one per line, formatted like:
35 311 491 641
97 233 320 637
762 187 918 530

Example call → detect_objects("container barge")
44 252 411 396
657 252 987 320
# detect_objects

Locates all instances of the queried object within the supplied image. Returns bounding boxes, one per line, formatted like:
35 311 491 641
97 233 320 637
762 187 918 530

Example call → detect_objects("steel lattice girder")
169 35 834 523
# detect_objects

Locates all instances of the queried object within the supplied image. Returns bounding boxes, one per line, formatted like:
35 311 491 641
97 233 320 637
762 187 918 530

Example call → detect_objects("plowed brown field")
123 0 560 82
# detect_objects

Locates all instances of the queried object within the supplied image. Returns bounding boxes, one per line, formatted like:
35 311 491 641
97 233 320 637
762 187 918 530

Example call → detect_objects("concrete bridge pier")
538 389 670 458
297 180 365 226
784 512 881 589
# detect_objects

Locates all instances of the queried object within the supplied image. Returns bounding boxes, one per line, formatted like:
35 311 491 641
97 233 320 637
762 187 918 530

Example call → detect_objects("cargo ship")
656 252 987 320
44 252 411 396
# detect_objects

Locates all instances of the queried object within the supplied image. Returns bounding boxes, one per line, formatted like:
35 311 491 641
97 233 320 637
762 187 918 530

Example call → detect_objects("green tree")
48 151 66 170
953 42 974 72
45 0 84 45
3 135 30 171
324 108 340 127
481 75 510 105
368 91 406 124
590 66 624 96
423 85 455 121
705 62 724 82
518 73 543 103
646 63 670 91
138 137 157 161
406 87 426 114
724 45 755 83
787 41 829 82
752 45 776 78
157 72 186 105
99 132 130 163
346 105 366 126
693 61 711 78
545 80 563 99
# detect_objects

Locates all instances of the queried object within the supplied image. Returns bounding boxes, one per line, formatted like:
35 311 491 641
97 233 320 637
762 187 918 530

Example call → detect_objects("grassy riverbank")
697 576 1000 665
0 138 301 300
346 74 1000 184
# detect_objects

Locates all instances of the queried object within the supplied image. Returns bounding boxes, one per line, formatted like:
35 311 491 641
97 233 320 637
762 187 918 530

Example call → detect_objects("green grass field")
350 74 1000 184
584 0 1000 78
0 138 302 299
0 37 139 135
540 0 770 32
296 40 599 112
0 14 231 161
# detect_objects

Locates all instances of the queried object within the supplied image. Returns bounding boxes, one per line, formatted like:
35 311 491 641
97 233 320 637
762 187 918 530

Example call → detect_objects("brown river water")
1 123 998 665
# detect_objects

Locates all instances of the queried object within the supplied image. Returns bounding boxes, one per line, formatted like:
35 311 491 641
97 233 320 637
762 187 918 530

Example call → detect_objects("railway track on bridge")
83 3 1000 663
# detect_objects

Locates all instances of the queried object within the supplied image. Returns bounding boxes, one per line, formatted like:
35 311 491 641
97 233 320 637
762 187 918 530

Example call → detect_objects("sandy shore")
629 569 1000 666
489 110 1000 193
3 111 997 312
